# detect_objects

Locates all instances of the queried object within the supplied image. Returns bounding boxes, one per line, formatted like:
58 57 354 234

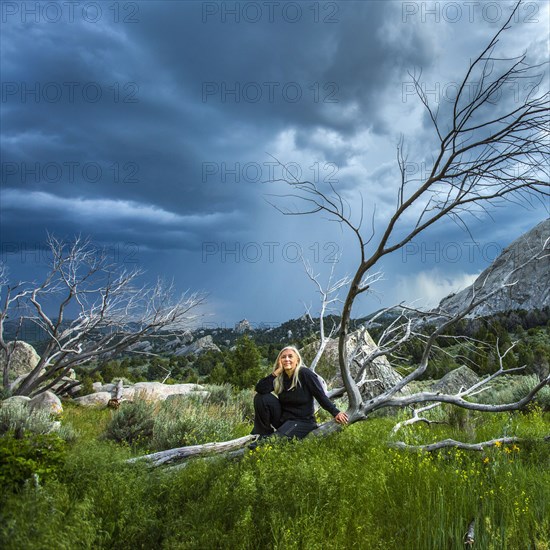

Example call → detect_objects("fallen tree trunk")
391 437 521 452
128 434 257 467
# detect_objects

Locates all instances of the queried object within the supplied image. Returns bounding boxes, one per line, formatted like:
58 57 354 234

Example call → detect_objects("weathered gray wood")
128 435 257 467
392 437 521 452
115 379 123 400
464 518 475 546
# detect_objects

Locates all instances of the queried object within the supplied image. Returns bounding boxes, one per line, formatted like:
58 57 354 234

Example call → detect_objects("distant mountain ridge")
6 220 548 355
437 218 549 317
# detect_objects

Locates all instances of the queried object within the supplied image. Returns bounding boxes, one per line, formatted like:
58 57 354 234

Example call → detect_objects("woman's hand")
334 411 349 425
272 364 283 377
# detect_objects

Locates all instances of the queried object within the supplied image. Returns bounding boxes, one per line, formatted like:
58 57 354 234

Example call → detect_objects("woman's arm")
302 368 341 418
307 371 348 424
255 373 277 394
255 363 283 394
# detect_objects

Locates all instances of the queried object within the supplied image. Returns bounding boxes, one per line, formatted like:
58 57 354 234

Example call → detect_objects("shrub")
203 383 233 405
201 384 255 420
472 374 549 409
55 422 78 444
77 375 95 396
0 431 67 493
225 335 264 389
0 401 56 438
508 374 550 410
233 388 255 422
102 398 155 447
99 360 138 384
0 387 12 400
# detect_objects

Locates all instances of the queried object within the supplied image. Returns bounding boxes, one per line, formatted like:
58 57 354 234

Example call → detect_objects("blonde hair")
273 346 303 395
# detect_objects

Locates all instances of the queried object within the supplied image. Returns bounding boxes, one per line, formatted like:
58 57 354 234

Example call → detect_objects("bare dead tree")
129 1 548 466
311 240 550 446
391 338 527 434
393 437 522 453
0 235 205 397
266 1 548 422
300 257 352 372
129 435 257 468
129 243 548 469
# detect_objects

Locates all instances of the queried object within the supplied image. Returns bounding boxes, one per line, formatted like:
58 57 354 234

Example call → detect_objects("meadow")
1 385 549 550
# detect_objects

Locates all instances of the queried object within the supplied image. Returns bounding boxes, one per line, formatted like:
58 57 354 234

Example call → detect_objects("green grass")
1 400 549 549
60 402 112 440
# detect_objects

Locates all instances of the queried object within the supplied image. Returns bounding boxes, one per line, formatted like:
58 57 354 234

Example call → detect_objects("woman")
252 345 348 440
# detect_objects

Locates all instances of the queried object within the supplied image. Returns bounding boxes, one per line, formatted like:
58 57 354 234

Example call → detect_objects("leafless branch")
301 256 351 372
1 236 205 396
391 436 522 452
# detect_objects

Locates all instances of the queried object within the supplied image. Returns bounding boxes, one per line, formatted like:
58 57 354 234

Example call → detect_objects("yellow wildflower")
494 440 502 448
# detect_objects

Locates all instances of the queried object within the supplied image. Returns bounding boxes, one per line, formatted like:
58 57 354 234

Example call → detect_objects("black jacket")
255 367 340 424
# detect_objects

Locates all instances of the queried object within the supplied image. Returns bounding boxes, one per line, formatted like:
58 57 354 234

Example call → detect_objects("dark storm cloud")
131 1 434 134
1 0 547 324
1 1 435 255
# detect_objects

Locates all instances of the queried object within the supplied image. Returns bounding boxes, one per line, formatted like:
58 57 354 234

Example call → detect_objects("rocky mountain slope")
437 218 549 317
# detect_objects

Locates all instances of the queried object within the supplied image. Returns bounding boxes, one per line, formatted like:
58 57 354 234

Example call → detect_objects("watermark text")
1 241 140 265
402 2 539 24
2 161 139 184
202 81 338 103
1 2 140 23
202 161 338 184
2 81 139 104
202 2 340 23
202 241 340 263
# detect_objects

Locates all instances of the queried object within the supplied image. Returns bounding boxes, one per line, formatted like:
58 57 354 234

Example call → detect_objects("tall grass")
101 389 252 451
151 395 251 450
1 398 548 549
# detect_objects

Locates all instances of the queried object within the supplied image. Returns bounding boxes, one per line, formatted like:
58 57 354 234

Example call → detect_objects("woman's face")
279 348 299 376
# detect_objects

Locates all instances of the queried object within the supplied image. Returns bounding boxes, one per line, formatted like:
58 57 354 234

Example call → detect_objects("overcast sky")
1 0 549 328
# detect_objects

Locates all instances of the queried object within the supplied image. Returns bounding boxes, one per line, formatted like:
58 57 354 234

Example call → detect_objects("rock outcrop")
305 328 409 400
174 335 220 356
431 365 480 394
0 341 41 382
122 382 205 400
437 218 549 317
92 382 116 393
1 395 31 407
235 319 251 333
73 382 206 407
73 392 113 407
1 391 63 415
127 340 154 354
163 337 182 351
29 391 63 415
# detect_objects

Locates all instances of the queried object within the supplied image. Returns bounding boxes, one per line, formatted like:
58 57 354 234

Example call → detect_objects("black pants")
252 393 317 440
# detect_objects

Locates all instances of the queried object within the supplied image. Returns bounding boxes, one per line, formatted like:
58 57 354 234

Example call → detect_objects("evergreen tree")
208 363 228 385
226 335 264 390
